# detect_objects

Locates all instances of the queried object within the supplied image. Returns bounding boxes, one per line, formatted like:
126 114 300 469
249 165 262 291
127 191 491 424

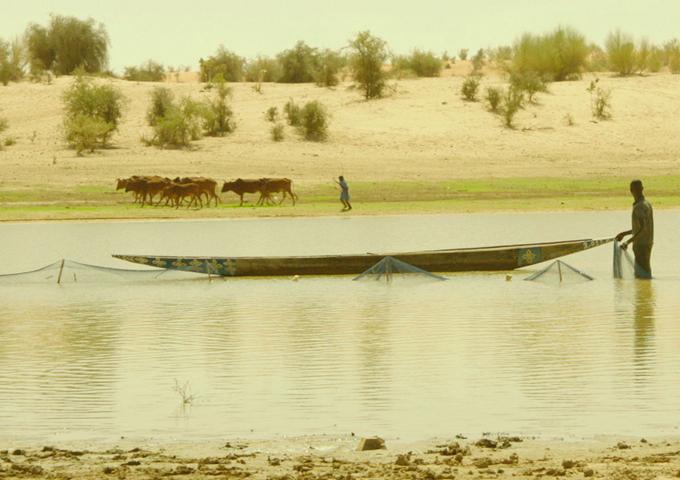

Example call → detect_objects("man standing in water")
616 180 654 279
335 176 352 211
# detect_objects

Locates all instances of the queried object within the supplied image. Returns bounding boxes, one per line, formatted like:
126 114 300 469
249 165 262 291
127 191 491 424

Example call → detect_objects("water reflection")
633 280 656 382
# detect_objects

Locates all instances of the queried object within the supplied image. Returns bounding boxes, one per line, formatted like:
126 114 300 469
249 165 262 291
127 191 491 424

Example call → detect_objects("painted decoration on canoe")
115 256 238 276
517 247 542 267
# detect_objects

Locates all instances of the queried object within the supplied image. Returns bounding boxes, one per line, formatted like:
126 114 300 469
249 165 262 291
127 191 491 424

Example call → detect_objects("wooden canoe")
113 237 613 277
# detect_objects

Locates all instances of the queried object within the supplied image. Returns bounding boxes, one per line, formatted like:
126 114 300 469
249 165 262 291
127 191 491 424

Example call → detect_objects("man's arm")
615 230 632 241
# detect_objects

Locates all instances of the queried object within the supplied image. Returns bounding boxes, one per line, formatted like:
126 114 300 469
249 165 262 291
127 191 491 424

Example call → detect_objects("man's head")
339 175 344 181
630 179 644 199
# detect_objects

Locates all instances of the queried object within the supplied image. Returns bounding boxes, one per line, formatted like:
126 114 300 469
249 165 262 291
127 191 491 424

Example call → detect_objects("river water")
1 211 679 443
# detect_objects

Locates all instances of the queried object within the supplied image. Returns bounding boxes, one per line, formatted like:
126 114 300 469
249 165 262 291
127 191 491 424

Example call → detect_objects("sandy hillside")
0 69 679 192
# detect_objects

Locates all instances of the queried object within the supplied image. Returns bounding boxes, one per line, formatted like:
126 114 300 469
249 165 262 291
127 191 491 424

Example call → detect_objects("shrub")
458 49 469 61
124 60 165 82
471 49 485 72
485 86 503 112
244 56 282 82
606 30 636 76
265 106 279 122
512 26 588 81
0 38 25 85
4 136 16 146
635 39 652 74
348 31 388 100
284 98 301 126
271 122 285 142
277 41 318 83
146 97 202 148
587 79 612 120
314 49 344 87
0 117 8 148
501 87 525 128
563 113 575 126
461 75 480 101
199 46 245 82
25 15 109 75
405 49 442 77
586 44 609 72
665 39 680 73
200 80 236 136
298 100 329 141
647 46 663 73
147 87 175 126
509 70 547 103
64 114 113 154
62 74 124 153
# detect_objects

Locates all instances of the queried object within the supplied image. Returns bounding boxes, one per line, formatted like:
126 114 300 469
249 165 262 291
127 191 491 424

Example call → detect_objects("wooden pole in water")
57 259 65 285
205 260 212 282
557 261 563 283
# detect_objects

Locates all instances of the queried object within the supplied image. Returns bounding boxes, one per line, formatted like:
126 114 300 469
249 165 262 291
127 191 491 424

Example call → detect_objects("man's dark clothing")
631 197 654 278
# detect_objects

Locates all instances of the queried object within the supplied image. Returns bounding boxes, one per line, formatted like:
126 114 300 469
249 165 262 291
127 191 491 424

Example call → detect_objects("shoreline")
2 175 680 223
2 434 680 479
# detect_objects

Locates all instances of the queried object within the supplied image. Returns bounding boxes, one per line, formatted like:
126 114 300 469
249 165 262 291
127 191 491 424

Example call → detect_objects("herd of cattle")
115 176 297 208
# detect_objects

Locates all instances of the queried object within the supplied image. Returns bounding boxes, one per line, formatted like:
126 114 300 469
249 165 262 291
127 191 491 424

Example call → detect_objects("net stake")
57 259 65 285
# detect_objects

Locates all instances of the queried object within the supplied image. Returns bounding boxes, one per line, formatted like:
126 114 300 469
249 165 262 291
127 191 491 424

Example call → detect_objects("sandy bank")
2 434 680 479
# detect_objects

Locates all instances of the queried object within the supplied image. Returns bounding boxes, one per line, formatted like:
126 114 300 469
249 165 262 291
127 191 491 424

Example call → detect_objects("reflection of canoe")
113 237 613 277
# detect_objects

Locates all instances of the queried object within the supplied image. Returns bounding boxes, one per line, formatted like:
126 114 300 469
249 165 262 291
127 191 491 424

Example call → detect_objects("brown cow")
221 178 268 206
173 177 220 207
260 178 297 206
159 182 203 209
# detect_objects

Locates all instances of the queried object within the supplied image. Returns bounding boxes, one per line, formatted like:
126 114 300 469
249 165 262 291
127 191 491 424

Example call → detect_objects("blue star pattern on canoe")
517 247 542 267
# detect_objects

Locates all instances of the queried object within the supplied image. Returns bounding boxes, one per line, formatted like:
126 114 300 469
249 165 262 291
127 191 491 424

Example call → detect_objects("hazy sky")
2 0 678 72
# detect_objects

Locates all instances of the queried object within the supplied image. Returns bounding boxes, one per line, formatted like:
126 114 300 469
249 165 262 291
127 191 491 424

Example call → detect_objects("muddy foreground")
2 434 680 479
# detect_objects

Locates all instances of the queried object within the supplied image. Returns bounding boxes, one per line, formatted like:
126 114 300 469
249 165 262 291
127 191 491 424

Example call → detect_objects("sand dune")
0 71 679 192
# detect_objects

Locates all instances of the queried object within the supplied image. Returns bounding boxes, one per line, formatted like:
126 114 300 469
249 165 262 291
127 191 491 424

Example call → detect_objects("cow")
116 176 170 205
221 178 268 206
173 177 220 207
158 182 203 209
260 178 297 206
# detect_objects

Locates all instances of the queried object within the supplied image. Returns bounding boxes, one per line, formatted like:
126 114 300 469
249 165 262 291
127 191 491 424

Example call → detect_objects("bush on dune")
124 60 165 82
297 100 329 141
392 49 442 78
314 49 345 87
0 37 25 85
277 41 318 83
461 75 480 101
200 79 236 136
62 73 124 154
199 46 245 82
244 56 282 82
606 30 636 76
511 26 588 81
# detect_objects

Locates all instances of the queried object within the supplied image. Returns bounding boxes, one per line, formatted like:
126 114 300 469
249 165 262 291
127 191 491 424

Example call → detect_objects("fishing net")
613 240 637 279
353 256 447 282
0 259 203 285
524 260 594 285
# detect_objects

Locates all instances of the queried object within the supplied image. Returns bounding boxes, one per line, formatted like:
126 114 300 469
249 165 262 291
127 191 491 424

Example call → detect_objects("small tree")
298 100 329 141
485 86 503 112
25 15 109 75
458 48 469 61
511 27 588 81
348 31 388 100
277 41 318 83
199 46 245 82
606 30 636 76
147 87 175 125
406 49 442 77
665 39 680 74
62 74 124 154
0 117 8 149
461 75 480 101
471 48 485 72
